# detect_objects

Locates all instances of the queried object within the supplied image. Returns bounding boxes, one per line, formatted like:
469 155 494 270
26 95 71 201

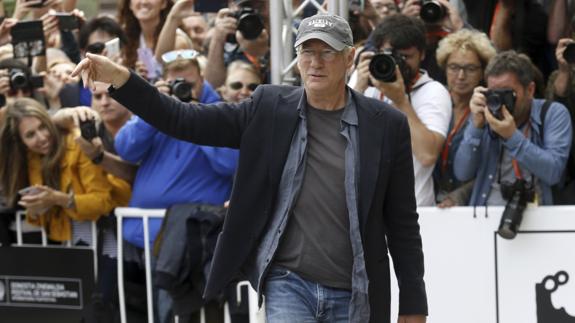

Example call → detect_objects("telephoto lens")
420 0 446 24
369 53 398 82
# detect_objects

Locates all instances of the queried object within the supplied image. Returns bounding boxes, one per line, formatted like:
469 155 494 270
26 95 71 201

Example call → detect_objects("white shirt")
349 70 452 206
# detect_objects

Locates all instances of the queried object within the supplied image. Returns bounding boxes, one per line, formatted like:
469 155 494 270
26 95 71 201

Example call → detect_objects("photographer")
114 49 238 323
351 14 451 206
454 50 572 207
545 37 575 204
204 3 269 89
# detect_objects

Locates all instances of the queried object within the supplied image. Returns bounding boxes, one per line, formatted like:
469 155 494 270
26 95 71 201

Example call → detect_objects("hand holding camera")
556 38 575 70
483 88 517 139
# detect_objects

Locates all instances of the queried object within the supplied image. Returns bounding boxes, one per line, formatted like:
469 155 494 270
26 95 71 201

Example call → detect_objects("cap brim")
294 33 346 51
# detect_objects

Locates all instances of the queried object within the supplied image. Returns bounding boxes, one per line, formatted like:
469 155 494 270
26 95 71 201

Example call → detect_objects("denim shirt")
249 88 370 322
453 99 572 206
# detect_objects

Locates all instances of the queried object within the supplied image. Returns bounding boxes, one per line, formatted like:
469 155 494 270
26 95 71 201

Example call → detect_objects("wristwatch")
91 151 105 164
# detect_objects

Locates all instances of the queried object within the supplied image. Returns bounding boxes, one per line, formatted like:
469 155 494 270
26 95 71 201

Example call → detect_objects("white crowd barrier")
114 207 263 323
390 206 575 323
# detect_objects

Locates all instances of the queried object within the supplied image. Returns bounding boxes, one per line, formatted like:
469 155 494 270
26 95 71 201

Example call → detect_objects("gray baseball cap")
294 14 354 51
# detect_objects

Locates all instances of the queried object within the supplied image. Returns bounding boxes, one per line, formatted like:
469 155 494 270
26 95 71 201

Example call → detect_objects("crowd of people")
0 0 574 322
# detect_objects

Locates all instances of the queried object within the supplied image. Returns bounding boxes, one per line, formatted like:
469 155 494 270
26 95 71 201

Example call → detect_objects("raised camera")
170 78 193 102
563 43 575 64
79 119 98 141
9 68 43 91
497 179 534 239
369 49 413 85
420 0 446 24
484 88 516 120
227 7 264 43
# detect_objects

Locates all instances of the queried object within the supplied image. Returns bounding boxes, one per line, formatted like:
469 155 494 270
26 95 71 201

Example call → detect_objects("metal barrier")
114 207 262 323
13 210 99 280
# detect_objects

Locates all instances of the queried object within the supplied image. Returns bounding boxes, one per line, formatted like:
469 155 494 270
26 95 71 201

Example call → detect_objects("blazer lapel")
356 94 385 233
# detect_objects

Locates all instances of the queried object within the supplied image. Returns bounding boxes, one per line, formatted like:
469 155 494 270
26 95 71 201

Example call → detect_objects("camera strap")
497 121 533 185
441 107 470 173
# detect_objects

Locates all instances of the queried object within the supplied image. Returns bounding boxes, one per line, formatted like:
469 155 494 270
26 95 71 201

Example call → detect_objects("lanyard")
378 71 422 101
498 121 531 181
441 107 470 173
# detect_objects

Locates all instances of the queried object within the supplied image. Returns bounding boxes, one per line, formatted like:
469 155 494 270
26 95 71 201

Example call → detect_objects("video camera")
484 88 516 120
497 179 535 239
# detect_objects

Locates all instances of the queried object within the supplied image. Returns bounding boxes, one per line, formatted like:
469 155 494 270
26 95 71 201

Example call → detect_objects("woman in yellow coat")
0 98 116 243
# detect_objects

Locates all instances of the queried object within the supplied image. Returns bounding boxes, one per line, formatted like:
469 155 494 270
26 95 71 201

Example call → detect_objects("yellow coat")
27 134 126 241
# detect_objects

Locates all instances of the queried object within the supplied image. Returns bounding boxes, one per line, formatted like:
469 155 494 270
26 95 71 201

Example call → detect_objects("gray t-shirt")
274 104 353 290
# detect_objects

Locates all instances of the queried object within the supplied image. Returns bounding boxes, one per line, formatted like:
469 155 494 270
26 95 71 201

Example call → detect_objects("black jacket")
111 72 428 323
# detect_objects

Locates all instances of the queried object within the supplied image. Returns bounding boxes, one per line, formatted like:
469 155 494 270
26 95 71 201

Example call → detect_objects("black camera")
228 7 264 43
420 0 446 24
497 179 535 239
484 88 516 120
369 49 413 86
10 20 46 60
169 78 193 102
563 43 575 64
8 68 43 91
80 119 98 141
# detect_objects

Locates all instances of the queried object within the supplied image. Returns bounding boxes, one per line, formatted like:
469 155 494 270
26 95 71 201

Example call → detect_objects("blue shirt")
454 99 572 206
116 81 239 248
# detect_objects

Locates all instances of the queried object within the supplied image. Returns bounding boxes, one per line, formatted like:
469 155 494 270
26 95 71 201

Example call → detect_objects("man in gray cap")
71 10 427 323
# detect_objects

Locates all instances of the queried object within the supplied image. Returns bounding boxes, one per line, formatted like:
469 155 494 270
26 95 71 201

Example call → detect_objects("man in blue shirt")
454 50 572 206
115 50 238 323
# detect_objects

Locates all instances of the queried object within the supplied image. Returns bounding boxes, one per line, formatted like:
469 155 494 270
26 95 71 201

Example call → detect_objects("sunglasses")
229 81 259 91
86 42 105 54
161 49 200 64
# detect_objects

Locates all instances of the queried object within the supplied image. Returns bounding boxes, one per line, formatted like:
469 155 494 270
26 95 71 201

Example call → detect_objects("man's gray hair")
484 50 534 87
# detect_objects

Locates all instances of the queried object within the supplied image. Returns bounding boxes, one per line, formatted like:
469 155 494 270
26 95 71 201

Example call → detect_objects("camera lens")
237 12 264 40
10 70 28 90
420 0 446 24
563 43 575 64
369 54 397 82
171 79 193 102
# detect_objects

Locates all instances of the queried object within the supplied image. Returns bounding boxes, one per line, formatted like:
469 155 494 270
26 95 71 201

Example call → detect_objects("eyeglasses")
447 63 482 75
298 48 340 62
86 42 105 54
372 3 398 13
229 81 259 91
161 49 201 64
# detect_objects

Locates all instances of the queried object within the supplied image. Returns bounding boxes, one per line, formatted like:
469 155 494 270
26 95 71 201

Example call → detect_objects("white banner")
390 206 575 323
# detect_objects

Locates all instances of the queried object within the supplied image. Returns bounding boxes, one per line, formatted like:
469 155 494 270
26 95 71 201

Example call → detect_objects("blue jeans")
264 266 351 323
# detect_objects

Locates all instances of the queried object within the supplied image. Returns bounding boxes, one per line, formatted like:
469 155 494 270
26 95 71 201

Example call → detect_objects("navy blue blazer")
111 72 427 322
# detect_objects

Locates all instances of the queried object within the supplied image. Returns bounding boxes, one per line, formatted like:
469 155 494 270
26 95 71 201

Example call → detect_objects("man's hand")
0 18 17 46
52 106 99 130
470 86 488 129
556 38 574 72
484 104 517 140
401 0 421 17
70 53 130 91
75 136 104 160
353 50 375 93
211 8 237 42
154 78 171 96
436 0 464 31
372 65 408 107
398 314 426 323
166 0 197 23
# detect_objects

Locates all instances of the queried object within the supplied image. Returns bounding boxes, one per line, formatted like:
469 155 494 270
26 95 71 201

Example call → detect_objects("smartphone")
53 13 79 31
18 186 42 196
105 38 120 58
194 0 227 13
26 0 46 8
